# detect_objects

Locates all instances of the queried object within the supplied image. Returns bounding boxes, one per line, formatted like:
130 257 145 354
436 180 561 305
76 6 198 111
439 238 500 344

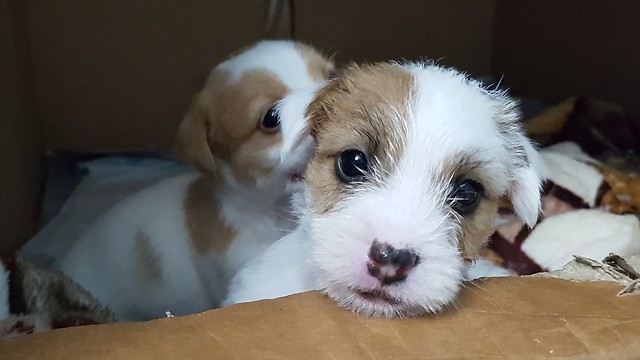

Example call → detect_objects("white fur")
222 228 318 306
225 63 543 317
510 135 545 227
218 41 317 91
275 86 320 167
55 40 330 321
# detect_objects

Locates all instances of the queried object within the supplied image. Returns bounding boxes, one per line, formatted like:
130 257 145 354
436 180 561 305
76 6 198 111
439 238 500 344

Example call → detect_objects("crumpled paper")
529 253 640 296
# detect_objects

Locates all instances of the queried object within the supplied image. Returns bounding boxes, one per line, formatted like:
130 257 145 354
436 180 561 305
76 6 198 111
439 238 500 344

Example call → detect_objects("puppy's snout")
367 241 419 285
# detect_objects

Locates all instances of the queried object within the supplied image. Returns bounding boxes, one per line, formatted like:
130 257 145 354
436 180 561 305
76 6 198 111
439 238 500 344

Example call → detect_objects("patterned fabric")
0 254 115 339
485 97 640 275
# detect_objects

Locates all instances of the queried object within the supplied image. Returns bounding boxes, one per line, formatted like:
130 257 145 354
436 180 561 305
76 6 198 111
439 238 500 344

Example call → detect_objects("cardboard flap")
2 277 640 359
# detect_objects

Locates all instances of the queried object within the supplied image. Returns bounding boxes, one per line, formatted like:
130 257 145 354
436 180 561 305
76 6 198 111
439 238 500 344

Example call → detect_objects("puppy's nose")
367 241 419 285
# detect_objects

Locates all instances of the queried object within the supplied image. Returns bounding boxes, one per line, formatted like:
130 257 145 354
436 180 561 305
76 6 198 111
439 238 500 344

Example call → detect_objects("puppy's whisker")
269 208 299 222
450 299 466 314
494 75 505 91
273 227 297 235
462 283 499 310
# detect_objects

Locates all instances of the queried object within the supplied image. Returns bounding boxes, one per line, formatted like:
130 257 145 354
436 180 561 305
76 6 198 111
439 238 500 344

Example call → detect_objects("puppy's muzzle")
367 240 420 285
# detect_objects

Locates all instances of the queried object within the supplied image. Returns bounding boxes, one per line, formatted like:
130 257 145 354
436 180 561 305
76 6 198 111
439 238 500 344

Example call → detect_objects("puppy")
224 62 543 317
55 40 335 321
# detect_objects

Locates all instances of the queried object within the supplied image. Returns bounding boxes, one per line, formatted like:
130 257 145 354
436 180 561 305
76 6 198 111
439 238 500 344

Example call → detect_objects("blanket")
484 97 640 275
0 254 115 339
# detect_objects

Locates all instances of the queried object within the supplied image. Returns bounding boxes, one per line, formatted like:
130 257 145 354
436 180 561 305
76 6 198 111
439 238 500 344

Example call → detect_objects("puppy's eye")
449 179 483 215
260 107 280 131
336 149 368 183
328 69 337 80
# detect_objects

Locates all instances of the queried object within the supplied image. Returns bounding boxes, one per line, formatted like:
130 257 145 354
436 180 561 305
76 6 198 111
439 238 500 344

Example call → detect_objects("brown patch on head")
184 176 237 254
439 153 505 200
176 69 288 183
304 63 414 214
458 197 499 259
439 153 504 258
294 42 336 82
439 154 484 185
134 231 163 280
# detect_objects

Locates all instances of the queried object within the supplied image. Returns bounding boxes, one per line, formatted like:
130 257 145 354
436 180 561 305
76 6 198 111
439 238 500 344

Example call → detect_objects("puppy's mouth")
351 288 399 306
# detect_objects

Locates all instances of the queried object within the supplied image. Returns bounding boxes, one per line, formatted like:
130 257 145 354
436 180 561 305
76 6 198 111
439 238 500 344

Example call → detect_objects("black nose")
391 248 420 268
367 241 419 285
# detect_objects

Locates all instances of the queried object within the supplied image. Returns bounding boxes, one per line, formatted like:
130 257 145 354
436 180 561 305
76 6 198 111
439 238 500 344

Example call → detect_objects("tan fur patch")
134 230 163 280
439 154 503 258
176 70 288 184
458 198 499 259
184 176 237 254
304 64 414 213
440 155 481 183
294 42 336 82
439 153 505 200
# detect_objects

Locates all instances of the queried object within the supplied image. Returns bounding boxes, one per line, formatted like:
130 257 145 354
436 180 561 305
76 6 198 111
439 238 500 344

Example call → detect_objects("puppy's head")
285 63 543 317
176 40 334 189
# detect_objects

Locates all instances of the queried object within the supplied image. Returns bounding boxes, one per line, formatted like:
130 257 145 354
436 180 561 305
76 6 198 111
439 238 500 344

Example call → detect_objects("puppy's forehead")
309 64 414 155
313 62 505 143
216 40 320 90
404 64 503 153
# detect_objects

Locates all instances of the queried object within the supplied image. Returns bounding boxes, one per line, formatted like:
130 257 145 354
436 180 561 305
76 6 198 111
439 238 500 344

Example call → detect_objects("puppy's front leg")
223 227 318 306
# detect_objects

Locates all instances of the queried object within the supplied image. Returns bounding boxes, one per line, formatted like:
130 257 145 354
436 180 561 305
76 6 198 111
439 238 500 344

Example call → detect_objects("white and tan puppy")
55 40 335 321
224 62 543 317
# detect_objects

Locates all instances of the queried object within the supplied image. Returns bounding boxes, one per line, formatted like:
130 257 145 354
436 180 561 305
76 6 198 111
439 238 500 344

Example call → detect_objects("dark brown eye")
449 179 484 215
336 149 368 183
260 107 281 131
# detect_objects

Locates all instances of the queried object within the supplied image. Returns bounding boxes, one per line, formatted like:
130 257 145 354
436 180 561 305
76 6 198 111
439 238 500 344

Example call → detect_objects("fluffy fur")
55 40 334 321
225 62 543 317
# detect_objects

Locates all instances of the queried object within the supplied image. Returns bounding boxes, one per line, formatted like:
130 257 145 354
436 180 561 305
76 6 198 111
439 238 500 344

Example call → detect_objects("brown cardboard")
492 0 640 119
2 277 639 359
294 0 496 75
23 0 276 152
0 0 43 251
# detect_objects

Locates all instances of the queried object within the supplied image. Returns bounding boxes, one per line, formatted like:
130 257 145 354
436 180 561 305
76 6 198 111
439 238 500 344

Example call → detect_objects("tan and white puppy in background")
55 40 335 321
224 62 543 317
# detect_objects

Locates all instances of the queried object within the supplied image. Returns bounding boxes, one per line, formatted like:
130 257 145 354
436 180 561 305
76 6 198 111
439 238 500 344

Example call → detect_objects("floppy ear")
175 97 216 177
508 134 545 228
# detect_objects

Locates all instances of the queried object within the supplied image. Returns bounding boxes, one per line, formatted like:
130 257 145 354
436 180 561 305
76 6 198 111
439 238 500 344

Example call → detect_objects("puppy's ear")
175 97 216 177
508 134 544 228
